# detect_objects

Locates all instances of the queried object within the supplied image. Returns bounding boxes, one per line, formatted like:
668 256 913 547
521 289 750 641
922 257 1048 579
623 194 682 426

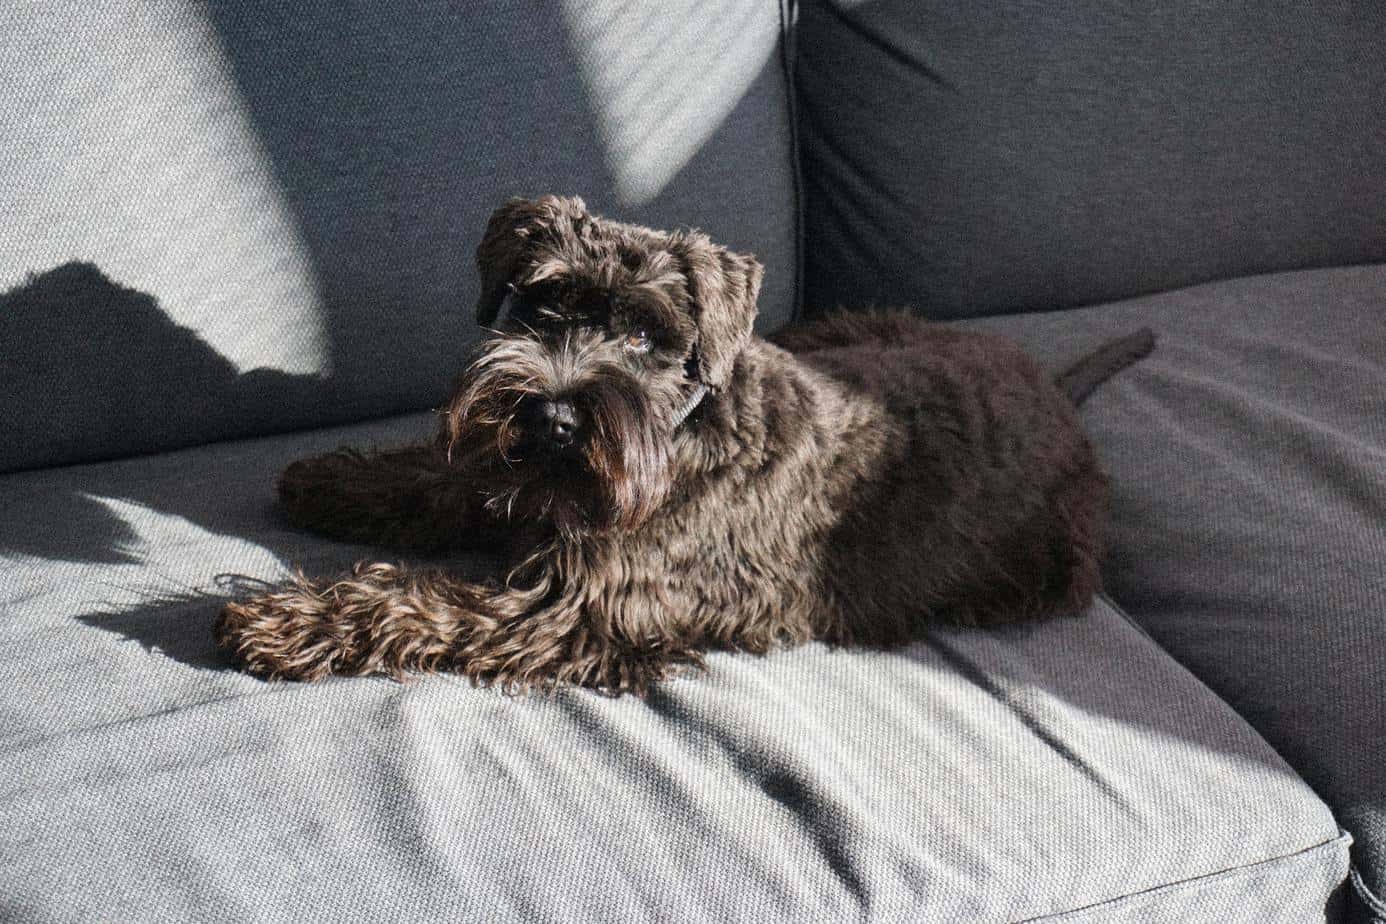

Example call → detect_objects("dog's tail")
1053 328 1156 406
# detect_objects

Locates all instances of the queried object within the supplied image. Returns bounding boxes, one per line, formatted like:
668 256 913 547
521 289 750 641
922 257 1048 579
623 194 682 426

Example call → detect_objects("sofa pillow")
796 0 1386 319
968 263 1386 921
0 1 799 474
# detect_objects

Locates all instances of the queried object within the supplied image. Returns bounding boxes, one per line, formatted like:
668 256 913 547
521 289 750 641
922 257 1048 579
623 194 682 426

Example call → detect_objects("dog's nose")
538 399 580 448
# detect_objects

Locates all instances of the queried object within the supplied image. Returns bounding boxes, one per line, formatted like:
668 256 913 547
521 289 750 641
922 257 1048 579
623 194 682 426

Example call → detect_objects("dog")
216 195 1153 695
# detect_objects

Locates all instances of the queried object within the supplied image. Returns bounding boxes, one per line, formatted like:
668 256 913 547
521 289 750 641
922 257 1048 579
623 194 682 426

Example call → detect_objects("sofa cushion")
0 414 1348 920
967 264 1386 921
0 1 799 474
795 0 1386 319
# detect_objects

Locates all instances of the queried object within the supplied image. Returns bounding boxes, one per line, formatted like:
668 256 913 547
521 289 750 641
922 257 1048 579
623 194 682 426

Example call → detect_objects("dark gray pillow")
796 0 1386 318
0 2 799 473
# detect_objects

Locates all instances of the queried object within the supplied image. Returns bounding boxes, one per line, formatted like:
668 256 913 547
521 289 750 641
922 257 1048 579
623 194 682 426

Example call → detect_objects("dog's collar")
673 383 708 429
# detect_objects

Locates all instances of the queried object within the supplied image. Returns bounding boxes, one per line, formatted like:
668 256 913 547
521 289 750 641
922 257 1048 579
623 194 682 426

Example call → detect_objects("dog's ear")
474 195 588 326
674 232 763 389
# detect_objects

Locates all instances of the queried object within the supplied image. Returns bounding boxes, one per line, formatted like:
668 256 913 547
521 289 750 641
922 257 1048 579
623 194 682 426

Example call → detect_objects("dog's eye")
623 328 652 353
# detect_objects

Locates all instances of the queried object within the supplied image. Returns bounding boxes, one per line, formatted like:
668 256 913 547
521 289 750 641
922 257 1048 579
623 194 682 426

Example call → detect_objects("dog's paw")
215 585 346 682
276 450 356 514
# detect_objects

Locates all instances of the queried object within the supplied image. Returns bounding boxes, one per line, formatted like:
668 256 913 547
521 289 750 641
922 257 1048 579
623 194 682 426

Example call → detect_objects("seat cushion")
0 414 1347 920
795 0 1386 319
0 0 799 474
967 264 1386 921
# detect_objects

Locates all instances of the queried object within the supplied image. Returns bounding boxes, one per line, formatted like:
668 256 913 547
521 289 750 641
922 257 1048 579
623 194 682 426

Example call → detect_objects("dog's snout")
537 399 581 448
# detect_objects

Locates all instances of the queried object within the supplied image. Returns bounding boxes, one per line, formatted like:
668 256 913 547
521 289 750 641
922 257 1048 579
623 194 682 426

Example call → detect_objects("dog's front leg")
216 562 693 695
276 445 495 553
216 562 489 682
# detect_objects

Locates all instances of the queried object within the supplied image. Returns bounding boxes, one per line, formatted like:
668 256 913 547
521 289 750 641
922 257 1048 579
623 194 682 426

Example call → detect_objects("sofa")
2 2 1382 920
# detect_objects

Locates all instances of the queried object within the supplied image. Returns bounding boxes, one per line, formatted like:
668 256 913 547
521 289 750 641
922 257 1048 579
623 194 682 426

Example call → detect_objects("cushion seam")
1101 590 1377 916
1352 865 1386 917
1096 592 1281 725
1095 591 1161 647
1017 830 1352 922
1095 592 1283 725
778 0 806 323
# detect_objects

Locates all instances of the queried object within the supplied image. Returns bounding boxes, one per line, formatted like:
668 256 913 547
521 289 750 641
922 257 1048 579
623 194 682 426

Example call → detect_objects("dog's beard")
441 342 673 538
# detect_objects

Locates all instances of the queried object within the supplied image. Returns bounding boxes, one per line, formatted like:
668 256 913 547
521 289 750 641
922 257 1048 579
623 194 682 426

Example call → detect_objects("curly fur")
217 194 1146 696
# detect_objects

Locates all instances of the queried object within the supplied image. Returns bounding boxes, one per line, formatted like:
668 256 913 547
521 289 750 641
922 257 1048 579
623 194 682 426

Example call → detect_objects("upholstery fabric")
795 0 1386 319
0 1 798 474
967 264 1386 921
0 412 1347 921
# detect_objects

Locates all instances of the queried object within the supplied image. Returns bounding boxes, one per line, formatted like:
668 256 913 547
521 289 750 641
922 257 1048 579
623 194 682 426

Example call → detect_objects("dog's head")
442 195 763 538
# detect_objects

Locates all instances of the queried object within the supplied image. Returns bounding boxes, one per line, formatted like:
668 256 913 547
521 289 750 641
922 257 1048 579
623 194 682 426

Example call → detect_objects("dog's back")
766 312 1110 632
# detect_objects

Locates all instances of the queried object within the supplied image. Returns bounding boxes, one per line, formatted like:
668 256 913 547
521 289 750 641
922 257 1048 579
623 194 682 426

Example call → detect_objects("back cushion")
0 2 798 474
795 1 1386 318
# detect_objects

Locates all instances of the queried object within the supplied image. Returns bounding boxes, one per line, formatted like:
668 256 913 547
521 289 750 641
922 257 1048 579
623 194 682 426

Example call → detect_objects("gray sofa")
2 3 1382 921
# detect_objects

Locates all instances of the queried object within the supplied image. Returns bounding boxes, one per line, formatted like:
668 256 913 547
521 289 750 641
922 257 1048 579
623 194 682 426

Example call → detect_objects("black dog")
217 195 1152 695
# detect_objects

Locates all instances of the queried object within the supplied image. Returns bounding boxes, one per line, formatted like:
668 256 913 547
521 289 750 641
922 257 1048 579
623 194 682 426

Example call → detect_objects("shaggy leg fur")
216 561 695 694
